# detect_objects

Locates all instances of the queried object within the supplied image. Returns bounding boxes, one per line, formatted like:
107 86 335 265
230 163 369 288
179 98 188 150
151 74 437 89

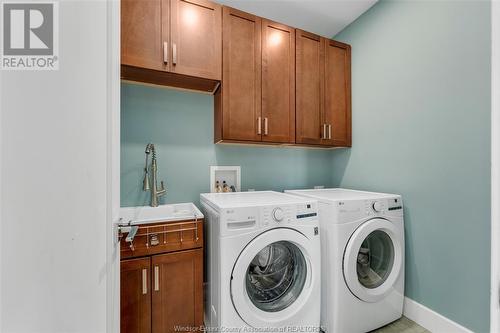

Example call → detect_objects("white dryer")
200 191 321 332
286 188 404 333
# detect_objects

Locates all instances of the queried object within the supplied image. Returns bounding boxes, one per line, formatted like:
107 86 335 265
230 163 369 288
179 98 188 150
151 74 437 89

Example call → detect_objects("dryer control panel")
337 196 403 223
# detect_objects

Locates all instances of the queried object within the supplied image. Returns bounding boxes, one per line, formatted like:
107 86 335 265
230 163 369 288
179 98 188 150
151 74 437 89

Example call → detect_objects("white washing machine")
286 188 404 333
200 191 321 332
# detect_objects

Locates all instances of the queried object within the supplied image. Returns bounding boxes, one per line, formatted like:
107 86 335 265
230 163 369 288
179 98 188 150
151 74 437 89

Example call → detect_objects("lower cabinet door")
121 258 152 333
152 249 203 333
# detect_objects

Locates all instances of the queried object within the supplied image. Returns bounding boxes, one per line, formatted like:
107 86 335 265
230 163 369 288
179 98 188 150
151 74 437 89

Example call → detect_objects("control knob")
372 201 384 212
272 207 285 222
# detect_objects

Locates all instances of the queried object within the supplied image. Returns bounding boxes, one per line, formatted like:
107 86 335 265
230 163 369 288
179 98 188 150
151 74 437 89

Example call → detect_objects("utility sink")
119 203 204 226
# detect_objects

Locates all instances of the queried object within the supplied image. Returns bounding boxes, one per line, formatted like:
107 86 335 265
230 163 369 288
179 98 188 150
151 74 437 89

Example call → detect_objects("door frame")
492 1 500 332
106 0 121 332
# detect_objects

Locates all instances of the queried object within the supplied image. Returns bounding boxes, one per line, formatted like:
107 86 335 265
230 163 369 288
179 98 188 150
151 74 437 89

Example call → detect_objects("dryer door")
343 218 403 303
231 228 314 327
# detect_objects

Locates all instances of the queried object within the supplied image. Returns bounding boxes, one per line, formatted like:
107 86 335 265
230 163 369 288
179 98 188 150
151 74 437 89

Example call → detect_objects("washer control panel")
262 202 317 226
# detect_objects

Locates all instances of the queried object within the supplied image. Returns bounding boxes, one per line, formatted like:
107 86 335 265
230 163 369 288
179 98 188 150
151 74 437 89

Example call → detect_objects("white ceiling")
215 0 378 37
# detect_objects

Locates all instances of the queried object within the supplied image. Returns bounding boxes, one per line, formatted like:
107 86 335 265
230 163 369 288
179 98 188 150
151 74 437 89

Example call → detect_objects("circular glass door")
246 241 307 312
231 228 314 327
343 218 403 303
357 230 394 289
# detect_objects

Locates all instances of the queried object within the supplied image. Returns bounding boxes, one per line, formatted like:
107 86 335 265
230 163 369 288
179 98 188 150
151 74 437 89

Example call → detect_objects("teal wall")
334 1 491 332
121 83 333 207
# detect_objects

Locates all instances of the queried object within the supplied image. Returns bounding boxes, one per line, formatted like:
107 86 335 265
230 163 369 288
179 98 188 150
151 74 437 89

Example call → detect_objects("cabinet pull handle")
322 124 327 139
257 117 262 135
264 118 268 135
328 124 332 140
163 42 168 64
142 269 147 295
154 266 160 291
172 43 177 65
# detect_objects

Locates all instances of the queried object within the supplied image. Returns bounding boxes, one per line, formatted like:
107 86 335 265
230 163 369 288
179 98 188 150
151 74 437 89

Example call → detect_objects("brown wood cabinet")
121 258 152 333
121 0 221 93
120 0 351 147
120 220 203 333
152 249 203 333
295 29 324 145
324 39 351 146
217 7 261 142
261 19 295 143
295 31 351 147
215 9 296 144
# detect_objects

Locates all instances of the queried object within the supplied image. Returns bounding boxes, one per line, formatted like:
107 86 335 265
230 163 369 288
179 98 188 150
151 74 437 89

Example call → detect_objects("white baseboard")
403 297 473 333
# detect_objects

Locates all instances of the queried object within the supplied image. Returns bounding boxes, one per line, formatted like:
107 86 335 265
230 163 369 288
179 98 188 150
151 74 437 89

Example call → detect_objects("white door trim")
106 0 121 332
492 1 500 332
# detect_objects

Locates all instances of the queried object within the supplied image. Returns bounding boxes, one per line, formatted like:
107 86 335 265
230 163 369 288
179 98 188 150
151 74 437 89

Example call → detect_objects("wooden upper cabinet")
261 19 295 143
152 249 203 333
324 39 351 147
121 0 221 92
121 258 151 333
121 0 165 71
218 7 262 142
295 30 324 145
170 0 222 80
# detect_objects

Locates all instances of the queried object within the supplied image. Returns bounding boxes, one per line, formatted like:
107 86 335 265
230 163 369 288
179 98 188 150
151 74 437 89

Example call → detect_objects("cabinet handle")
172 43 177 65
163 42 168 64
257 117 262 135
328 124 332 140
322 124 327 139
142 269 147 295
264 118 268 135
154 266 160 291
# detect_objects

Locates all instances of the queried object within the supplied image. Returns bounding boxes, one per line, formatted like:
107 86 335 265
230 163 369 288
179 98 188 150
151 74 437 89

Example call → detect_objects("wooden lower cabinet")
152 249 203 333
121 258 152 333
120 220 204 333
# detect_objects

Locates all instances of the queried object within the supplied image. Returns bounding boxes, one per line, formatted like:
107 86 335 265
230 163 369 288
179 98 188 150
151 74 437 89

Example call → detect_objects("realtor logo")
1 2 59 70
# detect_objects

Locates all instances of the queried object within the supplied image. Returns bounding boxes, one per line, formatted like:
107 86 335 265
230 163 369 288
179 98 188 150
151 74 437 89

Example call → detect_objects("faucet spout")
143 143 167 207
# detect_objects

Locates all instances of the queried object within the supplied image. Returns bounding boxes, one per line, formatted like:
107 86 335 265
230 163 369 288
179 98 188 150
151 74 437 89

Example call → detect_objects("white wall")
0 1 111 332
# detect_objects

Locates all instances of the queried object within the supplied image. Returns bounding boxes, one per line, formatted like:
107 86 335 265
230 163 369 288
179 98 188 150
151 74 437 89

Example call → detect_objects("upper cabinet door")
220 7 262 142
261 19 295 143
324 39 351 147
170 0 222 80
121 0 165 71
295 30 324 145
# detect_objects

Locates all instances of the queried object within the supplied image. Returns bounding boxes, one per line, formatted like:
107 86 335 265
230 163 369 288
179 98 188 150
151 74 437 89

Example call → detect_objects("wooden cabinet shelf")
120 219 204 333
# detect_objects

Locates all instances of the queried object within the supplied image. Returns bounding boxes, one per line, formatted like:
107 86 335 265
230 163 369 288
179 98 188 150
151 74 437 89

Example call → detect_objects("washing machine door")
231 228 314 327
343 218 403 303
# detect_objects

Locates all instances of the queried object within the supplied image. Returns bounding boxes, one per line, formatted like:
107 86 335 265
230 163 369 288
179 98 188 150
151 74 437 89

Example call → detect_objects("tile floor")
371 317 430 333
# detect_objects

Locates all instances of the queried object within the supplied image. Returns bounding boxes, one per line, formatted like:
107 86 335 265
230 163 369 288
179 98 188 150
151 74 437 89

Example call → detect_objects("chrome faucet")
143 143 166 207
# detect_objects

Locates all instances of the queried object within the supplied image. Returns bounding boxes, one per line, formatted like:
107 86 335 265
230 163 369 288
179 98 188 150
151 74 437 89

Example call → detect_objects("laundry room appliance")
200 191 321 331
285 188 404 333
